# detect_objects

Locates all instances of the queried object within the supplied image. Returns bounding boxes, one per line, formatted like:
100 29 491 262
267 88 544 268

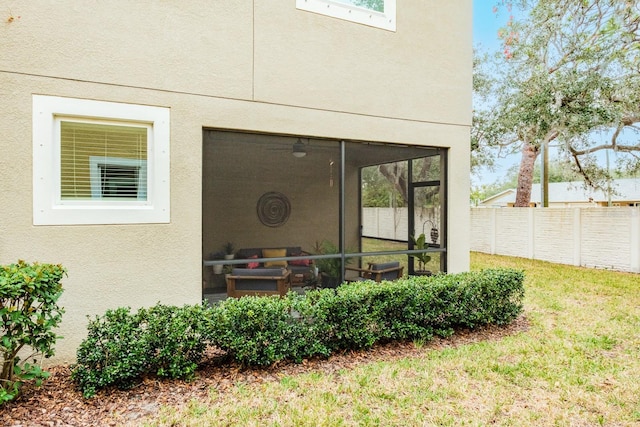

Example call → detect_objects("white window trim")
33 95 170 225
296 0 396 32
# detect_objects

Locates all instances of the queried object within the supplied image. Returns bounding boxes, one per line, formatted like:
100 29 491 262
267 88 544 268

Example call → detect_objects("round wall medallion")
257 192 291 227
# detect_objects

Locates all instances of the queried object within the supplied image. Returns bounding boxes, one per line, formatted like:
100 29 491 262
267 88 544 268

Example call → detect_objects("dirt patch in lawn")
1 316 529 426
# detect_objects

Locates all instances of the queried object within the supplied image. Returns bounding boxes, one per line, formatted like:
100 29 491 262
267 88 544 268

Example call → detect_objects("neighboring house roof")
477 189 515 206
480 178 640 207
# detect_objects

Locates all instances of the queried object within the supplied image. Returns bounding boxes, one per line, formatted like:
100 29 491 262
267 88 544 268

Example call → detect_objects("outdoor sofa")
235 246 314 286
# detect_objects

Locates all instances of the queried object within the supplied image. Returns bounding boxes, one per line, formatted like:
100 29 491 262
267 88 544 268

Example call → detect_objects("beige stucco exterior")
0 1 472 363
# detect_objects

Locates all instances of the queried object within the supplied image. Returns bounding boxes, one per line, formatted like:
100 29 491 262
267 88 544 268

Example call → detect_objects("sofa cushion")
229 268 288 292
289 259 310 266
284 247 302 257
370 262 400 271
231 268 285 277
236 248 262 259
237 247 302 258
370 262 402 281
262 248 287 267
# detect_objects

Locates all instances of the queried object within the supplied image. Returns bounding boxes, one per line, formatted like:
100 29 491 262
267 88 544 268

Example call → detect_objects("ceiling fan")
265 137 336 158
266 137 313 158
292 138 308 158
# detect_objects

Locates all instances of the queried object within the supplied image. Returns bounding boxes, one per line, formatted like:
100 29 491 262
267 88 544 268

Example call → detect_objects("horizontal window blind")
60 121 148 201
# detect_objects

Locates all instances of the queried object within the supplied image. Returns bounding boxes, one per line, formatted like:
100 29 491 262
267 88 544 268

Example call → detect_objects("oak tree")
474 0 640 206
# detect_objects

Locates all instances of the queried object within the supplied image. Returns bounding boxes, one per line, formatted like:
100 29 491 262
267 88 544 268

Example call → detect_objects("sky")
473 0 508 52
472 1 522 187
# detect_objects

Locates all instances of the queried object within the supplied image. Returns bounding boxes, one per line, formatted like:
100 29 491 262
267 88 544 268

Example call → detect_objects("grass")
143 253 640 426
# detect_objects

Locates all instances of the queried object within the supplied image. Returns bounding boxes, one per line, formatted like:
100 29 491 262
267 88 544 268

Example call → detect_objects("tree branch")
569 143 640 156
570 151 594 187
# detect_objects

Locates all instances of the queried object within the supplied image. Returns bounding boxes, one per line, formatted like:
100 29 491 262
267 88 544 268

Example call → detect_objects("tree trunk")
379 163 408 205
378 158 434 207
514 142 539 207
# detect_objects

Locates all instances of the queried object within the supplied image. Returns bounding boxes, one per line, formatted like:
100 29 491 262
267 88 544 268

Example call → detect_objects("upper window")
33 95 170 225
296 0 396 31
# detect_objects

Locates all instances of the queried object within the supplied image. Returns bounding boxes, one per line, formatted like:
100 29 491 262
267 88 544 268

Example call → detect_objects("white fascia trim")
33 95 170 225
296 0 396 32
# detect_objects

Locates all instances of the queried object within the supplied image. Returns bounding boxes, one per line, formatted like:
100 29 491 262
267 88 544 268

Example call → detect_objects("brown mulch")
1 316 529 426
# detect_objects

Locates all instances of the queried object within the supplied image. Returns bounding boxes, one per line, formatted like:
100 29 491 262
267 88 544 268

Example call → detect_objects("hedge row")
72 268 524 397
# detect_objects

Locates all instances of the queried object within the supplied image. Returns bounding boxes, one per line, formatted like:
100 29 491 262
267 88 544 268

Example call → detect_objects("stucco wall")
1 1 472 363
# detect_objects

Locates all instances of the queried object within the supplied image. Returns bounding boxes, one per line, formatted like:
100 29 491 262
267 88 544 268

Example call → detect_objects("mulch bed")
1 316 529 426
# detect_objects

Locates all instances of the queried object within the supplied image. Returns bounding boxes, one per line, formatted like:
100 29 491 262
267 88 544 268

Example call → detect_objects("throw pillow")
262 248 287 267
289 252 310 266
247 255 259 269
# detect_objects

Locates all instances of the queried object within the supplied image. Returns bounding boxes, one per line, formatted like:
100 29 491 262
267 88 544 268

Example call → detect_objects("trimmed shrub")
71 307 149 398
435 268 525 328
143 303 211 380
349 278 440 342
209 294 329 367
0 261 66 404
305 268 524 351
304 284 387 351
72 303 212 398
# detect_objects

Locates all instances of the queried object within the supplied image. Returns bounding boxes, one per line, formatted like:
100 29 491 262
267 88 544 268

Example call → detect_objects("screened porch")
202 130 447 297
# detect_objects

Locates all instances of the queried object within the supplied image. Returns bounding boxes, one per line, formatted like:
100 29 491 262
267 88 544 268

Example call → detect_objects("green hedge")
209 294 330 367
1 261 66 404
72 268 524 397
304 268 524 351
72 304 212 398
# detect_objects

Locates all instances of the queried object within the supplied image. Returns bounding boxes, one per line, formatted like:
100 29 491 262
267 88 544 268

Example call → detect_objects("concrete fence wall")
471 207 640 273
363 207 640 273
362 207 439 241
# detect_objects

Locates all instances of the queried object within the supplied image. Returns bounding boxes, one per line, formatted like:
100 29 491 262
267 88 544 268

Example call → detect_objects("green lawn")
145 253 640 426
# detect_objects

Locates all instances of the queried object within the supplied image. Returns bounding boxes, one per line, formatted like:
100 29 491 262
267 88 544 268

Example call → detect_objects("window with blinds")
33 95 170 225
60 121 148 201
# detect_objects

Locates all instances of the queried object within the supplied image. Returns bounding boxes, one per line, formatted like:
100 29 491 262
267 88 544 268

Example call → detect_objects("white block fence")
363 207 640 273
362 207 439 242
470 207 640 273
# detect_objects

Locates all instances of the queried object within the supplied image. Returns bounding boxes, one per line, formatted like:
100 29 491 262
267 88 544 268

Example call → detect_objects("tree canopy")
473 0 640 206
352 0 384 12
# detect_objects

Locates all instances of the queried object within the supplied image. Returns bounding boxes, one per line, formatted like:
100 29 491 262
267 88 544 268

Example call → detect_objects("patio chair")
345 261 404 283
